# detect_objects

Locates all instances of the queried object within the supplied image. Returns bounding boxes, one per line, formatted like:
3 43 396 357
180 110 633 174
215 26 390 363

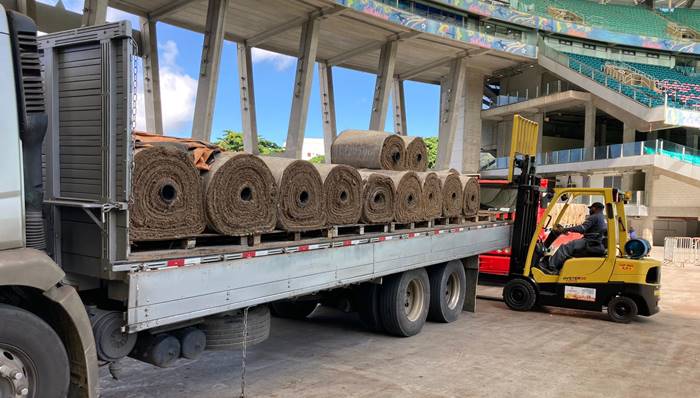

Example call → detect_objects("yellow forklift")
497 116 661 323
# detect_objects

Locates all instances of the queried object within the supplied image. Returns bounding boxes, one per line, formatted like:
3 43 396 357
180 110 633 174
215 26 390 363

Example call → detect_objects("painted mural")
665 106 700 129
337 0 538 58
433 0 700 56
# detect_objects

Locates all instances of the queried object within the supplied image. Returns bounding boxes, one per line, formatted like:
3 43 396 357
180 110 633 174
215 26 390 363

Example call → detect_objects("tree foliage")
423 137 438 169
216 130 284 155
309 155 325 164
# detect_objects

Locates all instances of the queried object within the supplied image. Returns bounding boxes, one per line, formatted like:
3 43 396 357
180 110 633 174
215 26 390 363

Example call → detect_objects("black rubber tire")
379 269 431 337
607 296 638 324
427 260 467 323
503 279 537 311
351 283 384 332
0 304 69 398
203 306 271 350
270 300 318 320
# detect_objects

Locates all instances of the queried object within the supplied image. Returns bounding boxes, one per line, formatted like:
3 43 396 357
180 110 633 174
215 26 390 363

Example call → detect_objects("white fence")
664 237 700 266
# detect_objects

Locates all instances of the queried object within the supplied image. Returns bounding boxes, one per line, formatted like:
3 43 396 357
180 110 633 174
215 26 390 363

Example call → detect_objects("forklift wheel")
607 296 638 323
503 279 537 311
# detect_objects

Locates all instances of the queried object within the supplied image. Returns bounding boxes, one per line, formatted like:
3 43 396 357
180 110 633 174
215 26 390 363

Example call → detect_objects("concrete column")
687 130 699 149
435 58 466 170
369 40 398 131
191 0 229 141
599 122 607 147
81 0 107 26
140 17 164 135
584 101 596 160
17 0 37 21
462 70 484 174
533 113 544 156
285 18 320 158
318 62 336 164
623 123 636 143
639 168 656 243
237 43 258 154
392 78 407 135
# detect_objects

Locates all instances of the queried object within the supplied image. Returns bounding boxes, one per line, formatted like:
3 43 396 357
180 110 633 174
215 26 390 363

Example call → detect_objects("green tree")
423 137 438 169
216 130 284 155
309 155 325 164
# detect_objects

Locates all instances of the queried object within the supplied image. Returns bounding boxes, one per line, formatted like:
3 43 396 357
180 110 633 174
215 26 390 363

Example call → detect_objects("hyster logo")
619 263 635 271
562 276 586 282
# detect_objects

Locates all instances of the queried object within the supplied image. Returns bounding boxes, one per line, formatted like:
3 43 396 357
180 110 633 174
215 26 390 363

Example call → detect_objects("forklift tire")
427 260 466 323
0 304 70 398
503 279 537 311
379 269 430 337
270 300 318 320
351 283 384 332
607 296 638 324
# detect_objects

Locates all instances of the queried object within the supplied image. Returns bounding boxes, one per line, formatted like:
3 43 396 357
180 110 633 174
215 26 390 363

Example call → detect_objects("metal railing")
664 237 700 266
493 80 573 107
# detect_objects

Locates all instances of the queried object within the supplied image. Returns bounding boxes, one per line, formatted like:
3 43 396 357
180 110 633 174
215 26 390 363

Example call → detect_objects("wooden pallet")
331 223 390 237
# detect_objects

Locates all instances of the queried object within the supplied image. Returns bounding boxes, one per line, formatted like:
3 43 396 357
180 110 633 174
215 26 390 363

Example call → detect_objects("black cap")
589 202 604 210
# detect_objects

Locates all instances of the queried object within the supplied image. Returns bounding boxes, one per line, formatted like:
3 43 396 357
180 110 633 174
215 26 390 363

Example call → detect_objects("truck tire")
270 300 318 320
427 260 466 323
607 296 638 324
503 279 537 311
0 303 69 398
379 269 430 337
203 306 270 350
351 283 384 332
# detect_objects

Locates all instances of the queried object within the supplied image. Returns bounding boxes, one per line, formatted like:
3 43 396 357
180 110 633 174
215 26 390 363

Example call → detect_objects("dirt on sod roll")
435 170 463 218
416 171 442 220
357 170 396 224
331 129 406 170
260 157 326 231
369 170 424 223
130 146 206 241
202 152 278 235
460 176 480 217
400 136 428 172
314 163 362 225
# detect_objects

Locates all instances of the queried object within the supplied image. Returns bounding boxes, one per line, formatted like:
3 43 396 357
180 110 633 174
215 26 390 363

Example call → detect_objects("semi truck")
0 11 514 397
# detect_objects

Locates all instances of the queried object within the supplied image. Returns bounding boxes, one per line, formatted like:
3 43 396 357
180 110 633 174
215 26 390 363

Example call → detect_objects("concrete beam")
81 0 107 26
140 17 163 135
392 78 407 135
17 0 37 20
246 6 344 48
318 62 337 163
369 40 398 131
191 0 229 141
238 43 259 154
326 31 420 67
285 18 320 158
584 101 596 160
436 58 466 170
149 0 197 20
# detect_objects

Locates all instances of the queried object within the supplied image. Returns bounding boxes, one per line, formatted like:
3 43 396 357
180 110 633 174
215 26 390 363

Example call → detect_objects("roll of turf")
260 157 326 231
435 170 463 217
130 146 206 241
202 152 278 235
400 136 428 172
357 170 396 224
331 130 406 170
314 163 362 225
371 170 424 223
460 176 480 217
416 171 442 220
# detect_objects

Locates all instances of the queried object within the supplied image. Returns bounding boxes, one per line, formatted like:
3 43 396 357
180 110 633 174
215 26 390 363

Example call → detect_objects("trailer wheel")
428 260 466 323
270 300 318 320
203 306 271 350
0 304 69 398
379 269 430 337
503 279 537 311
607 296 638 324
351 283 384 332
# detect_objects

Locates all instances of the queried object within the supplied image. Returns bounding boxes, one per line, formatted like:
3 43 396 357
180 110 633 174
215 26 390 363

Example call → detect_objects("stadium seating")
661 8 700 32
627 61 700 108
522 0 670 39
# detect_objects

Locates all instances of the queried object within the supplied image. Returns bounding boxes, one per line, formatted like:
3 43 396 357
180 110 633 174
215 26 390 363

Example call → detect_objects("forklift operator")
548 202 607 272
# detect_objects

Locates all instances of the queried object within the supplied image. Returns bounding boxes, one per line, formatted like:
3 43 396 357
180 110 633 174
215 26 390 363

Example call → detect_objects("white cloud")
251 48 295 71
134 40 197 136
106 7 140 28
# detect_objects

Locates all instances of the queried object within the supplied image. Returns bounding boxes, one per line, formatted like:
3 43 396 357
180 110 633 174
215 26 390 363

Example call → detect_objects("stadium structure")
2 0 699 243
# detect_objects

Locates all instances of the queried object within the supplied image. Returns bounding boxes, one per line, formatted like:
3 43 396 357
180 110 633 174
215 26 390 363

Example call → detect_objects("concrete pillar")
17 0 37 21
392 78 407 135
584 101 596 160
435 58 466 170
238 43 258 154
623 123 636 143
285 18 320 158
462 70 484 174
639 168 656 243
533 112 544 156
369 40 398 131
191 0 229 141
318 62 336 164
599 122 607 147
140 17 164 135
81 0 107 26
687 129 699 149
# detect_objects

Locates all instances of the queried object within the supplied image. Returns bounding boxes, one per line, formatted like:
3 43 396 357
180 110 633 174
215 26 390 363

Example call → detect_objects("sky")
41 0 441 145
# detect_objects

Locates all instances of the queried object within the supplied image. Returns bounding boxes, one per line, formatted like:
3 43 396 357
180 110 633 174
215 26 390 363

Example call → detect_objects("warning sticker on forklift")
564 286 597 302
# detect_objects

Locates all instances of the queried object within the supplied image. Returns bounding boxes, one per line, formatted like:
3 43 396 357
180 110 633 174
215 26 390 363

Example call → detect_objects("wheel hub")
0 346 32 397
404 279 425 322
445 273 461 310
